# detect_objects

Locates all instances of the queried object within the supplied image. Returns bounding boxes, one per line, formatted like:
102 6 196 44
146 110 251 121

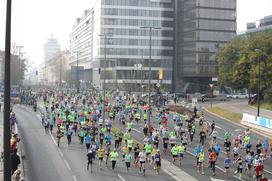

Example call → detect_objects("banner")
242 113 272 129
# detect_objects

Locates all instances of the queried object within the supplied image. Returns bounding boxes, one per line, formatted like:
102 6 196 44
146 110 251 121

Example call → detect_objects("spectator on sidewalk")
11 149 21 174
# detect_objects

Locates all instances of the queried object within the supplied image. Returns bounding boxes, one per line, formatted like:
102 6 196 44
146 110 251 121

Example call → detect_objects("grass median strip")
207 107 243 123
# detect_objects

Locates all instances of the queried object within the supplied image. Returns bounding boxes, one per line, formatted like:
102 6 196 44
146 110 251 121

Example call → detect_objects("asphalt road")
14 105 176 181
112 103 272 181
13 101 272 181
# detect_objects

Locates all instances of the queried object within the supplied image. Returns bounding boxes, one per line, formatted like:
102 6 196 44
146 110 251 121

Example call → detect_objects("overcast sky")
0 0 271 67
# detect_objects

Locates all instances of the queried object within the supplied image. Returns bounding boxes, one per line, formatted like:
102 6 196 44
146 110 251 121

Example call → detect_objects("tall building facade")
44 37 60 62
174 0 237 93
70 0 174 92
70 10 94 82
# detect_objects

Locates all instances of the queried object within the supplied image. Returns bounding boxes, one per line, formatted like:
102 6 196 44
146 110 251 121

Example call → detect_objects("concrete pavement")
206 100 272 138
215 100 272 119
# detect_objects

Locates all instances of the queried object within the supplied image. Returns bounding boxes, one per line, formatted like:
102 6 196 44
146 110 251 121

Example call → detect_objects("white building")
70 0 174 92
70 9 94 83
246 15 272 33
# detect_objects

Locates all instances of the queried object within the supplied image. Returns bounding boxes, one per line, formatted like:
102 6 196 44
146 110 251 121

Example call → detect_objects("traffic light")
36 70 38 75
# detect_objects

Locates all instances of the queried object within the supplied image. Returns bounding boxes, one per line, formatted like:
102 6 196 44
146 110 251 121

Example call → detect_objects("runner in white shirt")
138 151 147 176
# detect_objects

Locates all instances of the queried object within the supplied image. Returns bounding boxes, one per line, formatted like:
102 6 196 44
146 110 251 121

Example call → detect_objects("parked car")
232 93 248 99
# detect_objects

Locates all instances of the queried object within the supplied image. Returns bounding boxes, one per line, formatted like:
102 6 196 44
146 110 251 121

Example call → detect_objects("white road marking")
49 132 57 146
235 129 242 132
210 177 226 181
58 149 64 157
118 174 126 181
64 159 71 170
163 168 183 181
215 125 223 130
217 136 224 141
233 175 245 181
186 150 195 156
72 175 78 181
264 169 272 175
162 159 198 181
132 128 142 133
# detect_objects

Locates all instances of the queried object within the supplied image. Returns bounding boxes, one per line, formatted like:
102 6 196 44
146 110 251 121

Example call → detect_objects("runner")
87 149 94 172
155 149 161 174
97 144 105 170
178 143 185 165
235 154 243 179
124 151 133 172
198 149 205 175
223 154 231 178
110 148 119 170
138 149 147 176
171 144 179 164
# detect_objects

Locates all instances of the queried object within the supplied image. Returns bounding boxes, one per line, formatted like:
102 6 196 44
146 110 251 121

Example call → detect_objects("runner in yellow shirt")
178 144 186 165
97 144 105 170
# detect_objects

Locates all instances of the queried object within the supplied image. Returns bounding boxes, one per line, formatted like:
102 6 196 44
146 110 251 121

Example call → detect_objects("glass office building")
90 0 174 92
174 0 236 93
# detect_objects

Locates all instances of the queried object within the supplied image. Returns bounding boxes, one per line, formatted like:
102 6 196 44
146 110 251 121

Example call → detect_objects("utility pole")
255 48 261 117
99 34 112 123
76 51 79 93
140 26 161 125
4 0 12 180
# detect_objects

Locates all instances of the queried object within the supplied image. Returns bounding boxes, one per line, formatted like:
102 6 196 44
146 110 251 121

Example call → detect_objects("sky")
0 0 271 68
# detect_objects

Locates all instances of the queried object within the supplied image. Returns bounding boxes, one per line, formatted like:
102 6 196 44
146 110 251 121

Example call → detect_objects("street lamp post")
140 26 161 124
76 52 79 92
4 0 12 180
255 48 261 117
99 34 112 123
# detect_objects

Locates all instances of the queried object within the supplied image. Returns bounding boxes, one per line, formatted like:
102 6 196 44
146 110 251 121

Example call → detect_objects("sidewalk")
0 108 26 181
216 101 272 120
205 105 272 139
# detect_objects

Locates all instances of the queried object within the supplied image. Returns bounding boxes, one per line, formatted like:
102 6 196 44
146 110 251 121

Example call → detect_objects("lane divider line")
49 131 57 146
264 169 272 175
162 168 183 181
72 175 78 181
64 159 71 170
58 149 64 158
118 174 126 181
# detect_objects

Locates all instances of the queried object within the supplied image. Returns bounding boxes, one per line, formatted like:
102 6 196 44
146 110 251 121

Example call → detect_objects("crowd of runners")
30 88 272 181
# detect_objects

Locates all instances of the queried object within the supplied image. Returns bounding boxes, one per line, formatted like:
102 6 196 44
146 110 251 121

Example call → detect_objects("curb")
204 108 272 139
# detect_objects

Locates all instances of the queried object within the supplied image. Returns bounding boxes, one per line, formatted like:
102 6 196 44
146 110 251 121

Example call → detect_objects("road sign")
159 68 163 80
192 97 198 107
212 77 218 82
209 83 214 89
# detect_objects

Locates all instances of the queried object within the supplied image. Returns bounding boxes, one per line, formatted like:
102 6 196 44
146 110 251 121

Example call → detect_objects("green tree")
217 30 272 100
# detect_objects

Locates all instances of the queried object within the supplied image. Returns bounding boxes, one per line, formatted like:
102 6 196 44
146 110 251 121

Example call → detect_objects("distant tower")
44 35 60 62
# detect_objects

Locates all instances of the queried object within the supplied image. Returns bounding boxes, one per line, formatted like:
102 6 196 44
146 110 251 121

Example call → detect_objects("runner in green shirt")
110 149 119 170
171 144 179 164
